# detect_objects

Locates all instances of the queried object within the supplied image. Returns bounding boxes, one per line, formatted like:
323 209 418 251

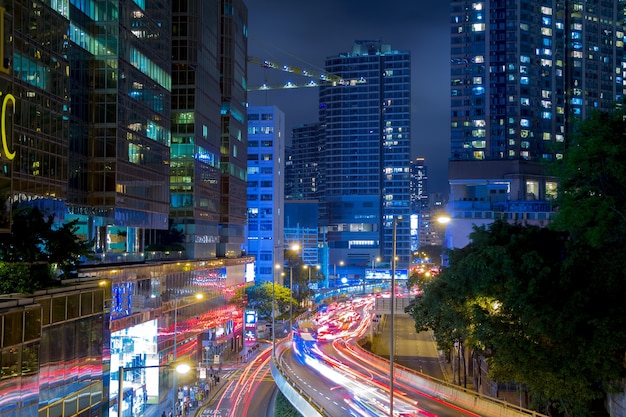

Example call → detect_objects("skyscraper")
246 105 286 283
447 1 626 248
286 122 324 201
68 0 173 255
218 0 249 258
170 0 222 259
320 40 411 273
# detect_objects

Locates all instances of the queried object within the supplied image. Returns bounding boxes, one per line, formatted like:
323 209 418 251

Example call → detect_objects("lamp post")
118 363 190 417
272 243 300 357
289 265 293 331
172 293 203 417
390 215 402 417
272 263 281 358
303 265 321 308
333 260 344 287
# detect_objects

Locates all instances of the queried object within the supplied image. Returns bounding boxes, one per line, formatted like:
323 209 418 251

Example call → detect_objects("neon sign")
1 93 14 160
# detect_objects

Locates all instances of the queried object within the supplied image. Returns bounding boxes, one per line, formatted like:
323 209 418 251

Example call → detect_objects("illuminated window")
526 180 539 200
546 182 558 200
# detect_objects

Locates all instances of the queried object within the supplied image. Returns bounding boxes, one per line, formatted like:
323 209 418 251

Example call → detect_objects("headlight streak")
294 294 482 416
301 342 418 416
231 347 272 417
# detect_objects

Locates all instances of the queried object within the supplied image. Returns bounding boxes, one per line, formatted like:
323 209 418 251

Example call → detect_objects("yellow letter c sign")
1 93 14 161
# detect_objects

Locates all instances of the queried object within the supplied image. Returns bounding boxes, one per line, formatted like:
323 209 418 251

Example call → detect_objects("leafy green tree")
0 204 92 292
244 282 295 320
0 263 38 294
408 106 626 416
44 218 93 278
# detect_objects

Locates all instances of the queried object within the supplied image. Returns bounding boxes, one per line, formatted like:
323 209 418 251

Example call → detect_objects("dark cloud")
246 1 450 194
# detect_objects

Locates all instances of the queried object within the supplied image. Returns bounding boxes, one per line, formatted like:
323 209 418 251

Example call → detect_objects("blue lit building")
246 105 286 284
319 40 411 276
446 1 626 249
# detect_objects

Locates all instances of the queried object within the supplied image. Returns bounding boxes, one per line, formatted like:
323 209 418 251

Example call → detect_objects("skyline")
246 1 451 194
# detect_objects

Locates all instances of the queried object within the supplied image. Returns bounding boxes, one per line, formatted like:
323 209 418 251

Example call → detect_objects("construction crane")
247 56 366 91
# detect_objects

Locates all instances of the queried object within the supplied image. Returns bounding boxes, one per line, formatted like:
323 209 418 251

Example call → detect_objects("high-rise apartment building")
447 1 626 248
246 105 286 284
286 123 324 201
410 158 429 212
320 40 411 273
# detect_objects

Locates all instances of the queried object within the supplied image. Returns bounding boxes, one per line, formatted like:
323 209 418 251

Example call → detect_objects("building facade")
170 0 222 259
68 0 173 258
319 40 411 276
286 123 324 201
246 105 286 284
218 0 249 259
446 0 626 249
0 1 252 417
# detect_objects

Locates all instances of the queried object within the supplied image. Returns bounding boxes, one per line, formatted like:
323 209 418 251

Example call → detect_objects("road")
198 295 484 416
197 345 277 417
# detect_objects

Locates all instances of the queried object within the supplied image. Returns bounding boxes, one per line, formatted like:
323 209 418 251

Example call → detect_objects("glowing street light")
390 215 402 417
333 260 344 287
303 264 321 308
172 293 203 417
272 243 300 357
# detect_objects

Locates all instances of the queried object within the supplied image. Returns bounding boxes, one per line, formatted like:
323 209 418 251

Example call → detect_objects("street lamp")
289 265 293 331
390 215 402 417
303 264 321 308
272 263 281 358
118 362 190 417
172 293 203 417
333 260 344 287
272 243 300 357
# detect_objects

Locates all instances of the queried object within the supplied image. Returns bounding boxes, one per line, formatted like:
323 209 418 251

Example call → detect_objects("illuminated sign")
2 94 15 160
244 309 257 328
364 269 408 280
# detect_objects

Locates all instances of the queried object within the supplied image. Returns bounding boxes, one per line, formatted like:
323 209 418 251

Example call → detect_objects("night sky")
246 1 451 195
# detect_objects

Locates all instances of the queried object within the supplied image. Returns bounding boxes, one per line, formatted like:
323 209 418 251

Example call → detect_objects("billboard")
364 269 408 280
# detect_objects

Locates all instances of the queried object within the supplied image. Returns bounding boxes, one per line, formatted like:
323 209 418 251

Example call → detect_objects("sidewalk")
368 314 458 385
191 340 270 417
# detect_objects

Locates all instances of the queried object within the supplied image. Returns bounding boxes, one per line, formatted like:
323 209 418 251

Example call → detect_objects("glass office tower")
447 0 626 249
218 0 248 259
0 1 70 230
320 40 411 274
67 0 172 256
171 0 222 259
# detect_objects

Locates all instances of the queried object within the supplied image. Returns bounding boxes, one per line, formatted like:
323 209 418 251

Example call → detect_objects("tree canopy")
0 204 92 293
243 282 296 320
407 107 626 416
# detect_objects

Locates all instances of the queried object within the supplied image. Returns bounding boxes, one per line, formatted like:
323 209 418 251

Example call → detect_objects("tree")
0 204 92 292
408 221 613 415
408 106 626 416
243 282 296 320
